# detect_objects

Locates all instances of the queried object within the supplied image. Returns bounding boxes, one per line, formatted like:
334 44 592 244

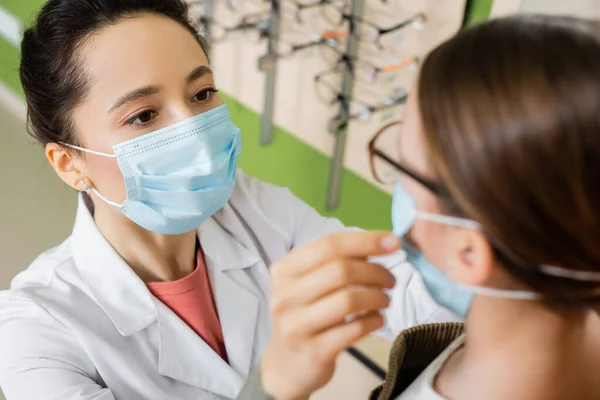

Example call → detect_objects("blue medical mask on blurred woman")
64 104 242 235
391 179 600 318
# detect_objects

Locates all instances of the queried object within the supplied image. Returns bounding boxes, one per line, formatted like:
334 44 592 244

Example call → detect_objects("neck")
94 200 197 283
437 296 600 399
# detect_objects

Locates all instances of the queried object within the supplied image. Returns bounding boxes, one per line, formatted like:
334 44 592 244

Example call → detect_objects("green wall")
464 0 495 26
0 0 494 230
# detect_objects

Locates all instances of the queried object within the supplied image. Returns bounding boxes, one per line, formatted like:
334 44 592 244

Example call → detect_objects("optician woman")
0 0 456 399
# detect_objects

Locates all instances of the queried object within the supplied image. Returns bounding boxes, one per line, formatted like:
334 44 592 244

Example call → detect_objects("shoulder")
8 237 78 293
0 238 100 378
0 236 91 333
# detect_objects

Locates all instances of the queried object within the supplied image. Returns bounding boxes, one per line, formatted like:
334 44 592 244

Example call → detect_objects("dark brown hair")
20 0 209 147
418 15 600 305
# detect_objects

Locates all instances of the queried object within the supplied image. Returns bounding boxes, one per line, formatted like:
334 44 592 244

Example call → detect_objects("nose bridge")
172 101 196 122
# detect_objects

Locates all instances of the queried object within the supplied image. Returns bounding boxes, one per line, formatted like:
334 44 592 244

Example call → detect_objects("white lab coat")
0 171 456 400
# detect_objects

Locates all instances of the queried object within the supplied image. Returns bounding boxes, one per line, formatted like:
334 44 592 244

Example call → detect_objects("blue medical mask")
392 181 600 318
65 104 241 235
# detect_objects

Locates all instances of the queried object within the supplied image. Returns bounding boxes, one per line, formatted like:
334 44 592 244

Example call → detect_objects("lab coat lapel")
209 258 260 380
199 217 262 380
158 216 261 397
156 298 243 398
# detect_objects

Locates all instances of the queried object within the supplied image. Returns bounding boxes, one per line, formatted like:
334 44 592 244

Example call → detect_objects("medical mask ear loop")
452 266 600 301
424 213 600 297
397 184 600 298
414 210 482 231
456 283 541 300
442 260 542 301
477 224 600 283
61 142 117 158
415 213 541 300
80 181 124 209
539 265 600 281
66 141 124 210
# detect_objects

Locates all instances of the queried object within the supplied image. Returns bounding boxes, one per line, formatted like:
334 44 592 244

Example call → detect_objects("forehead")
79 14 209 100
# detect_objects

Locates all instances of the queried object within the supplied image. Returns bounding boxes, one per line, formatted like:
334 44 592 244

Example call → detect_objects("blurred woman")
241 15 600 400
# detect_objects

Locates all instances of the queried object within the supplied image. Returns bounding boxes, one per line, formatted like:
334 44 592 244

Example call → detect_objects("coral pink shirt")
147 247 228 362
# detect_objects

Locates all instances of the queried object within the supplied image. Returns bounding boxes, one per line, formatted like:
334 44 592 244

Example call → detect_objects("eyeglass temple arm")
348 91 407 121
294 0 330 11
225 11 269 32
380 13 426 35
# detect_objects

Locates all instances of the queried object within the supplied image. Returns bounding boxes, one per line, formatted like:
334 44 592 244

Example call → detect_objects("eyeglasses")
314 70 408 122
287 0 349 25
322 47 420 83
289 0 400 27
368 120 440 194
277 31 347 59
198 1 347 45
197 12 272 43
325 8 427 47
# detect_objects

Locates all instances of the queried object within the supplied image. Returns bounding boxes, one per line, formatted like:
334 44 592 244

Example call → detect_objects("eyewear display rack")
193 0 466 210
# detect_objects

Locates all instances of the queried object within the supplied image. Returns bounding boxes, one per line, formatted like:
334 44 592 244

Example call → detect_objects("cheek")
72 106 127 202
411 220 444 267
85 157 126 202
412 222 454 271
408 192 451 269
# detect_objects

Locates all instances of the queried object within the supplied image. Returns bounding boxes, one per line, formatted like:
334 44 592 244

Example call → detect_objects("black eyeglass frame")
368 120 441 195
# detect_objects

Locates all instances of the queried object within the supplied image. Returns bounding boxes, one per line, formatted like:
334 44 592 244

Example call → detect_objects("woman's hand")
261 232 400 400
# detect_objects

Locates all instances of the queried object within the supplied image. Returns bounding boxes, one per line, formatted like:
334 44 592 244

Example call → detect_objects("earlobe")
79 177 94 193
45 143 87 191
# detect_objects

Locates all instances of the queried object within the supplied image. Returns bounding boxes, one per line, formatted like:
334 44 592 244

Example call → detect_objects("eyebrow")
186 65 213 83
108 66 213 113
109 85 161 113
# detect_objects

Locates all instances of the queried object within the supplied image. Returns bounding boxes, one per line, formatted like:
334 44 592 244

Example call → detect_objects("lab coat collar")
71 194 157 336
71 194 261 337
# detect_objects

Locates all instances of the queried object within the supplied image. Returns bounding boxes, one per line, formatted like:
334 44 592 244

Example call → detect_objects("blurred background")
0 0 598 399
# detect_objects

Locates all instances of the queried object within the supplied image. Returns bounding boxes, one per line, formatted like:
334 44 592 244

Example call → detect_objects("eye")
192 88 219 102
127 109 157 126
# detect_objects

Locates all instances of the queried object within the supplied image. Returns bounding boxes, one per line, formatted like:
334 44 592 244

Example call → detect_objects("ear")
45 143 89 191
446 229 494 286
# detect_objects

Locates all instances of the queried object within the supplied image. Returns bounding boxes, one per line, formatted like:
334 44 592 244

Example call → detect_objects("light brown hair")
418 15 600 305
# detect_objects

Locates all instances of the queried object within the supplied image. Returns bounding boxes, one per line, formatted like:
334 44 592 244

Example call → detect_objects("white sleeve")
0 297 116 400
287 192 348 249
